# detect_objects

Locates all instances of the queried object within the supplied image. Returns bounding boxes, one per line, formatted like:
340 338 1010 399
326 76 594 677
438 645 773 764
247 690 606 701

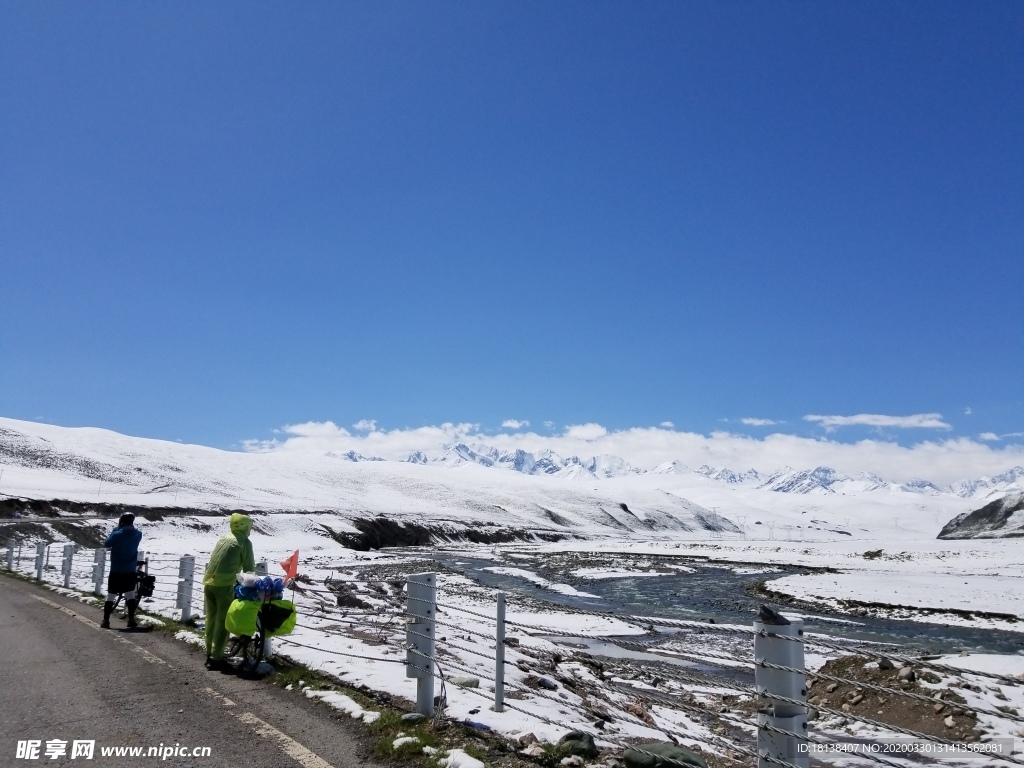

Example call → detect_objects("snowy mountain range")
361 441 1024 502
0 417 1019 541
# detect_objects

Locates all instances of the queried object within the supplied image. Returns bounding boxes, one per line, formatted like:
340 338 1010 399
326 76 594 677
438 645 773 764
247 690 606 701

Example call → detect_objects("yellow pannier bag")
265 599 297 637
225 599 259 637
225 599 296 637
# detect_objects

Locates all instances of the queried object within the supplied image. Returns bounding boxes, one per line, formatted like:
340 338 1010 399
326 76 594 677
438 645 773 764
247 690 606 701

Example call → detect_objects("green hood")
229 513 252 537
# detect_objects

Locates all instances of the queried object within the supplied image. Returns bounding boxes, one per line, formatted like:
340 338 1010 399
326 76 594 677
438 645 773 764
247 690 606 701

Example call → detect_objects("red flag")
280 550 299 580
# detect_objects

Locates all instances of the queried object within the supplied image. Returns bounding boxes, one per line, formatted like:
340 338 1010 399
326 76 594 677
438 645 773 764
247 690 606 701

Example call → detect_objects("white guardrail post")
754 610 808 768
35 542 46 581
92 549 106 596
406 572 436 716
495 591 505 712
177 555 196 621
62 544 74 588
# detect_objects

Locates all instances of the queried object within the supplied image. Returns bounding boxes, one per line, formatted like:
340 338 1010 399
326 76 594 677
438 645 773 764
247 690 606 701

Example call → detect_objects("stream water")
424 550 1024 658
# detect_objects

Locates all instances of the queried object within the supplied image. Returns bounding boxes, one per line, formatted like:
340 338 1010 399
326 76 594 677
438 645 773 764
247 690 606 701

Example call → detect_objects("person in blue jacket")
103 513 143 628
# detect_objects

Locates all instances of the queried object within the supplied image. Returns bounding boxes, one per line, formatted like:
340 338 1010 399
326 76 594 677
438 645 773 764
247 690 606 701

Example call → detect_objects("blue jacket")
104 525 142 574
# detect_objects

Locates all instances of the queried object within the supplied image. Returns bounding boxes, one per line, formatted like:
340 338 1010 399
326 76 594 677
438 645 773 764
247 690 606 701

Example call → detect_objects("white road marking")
236 711 336 768
203 686 236 707
30 594 168 666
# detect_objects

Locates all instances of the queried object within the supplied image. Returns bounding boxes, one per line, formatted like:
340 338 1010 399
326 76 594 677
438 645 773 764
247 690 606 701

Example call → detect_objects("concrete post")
754 612 808 768
495 591 506 712
92 549 107 596
35 542 46 581
62 544 74 588
177 555 196 621
405 572 436 716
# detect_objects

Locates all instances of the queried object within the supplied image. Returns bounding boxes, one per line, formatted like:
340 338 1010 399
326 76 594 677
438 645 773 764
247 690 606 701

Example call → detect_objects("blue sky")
1 2 1022 462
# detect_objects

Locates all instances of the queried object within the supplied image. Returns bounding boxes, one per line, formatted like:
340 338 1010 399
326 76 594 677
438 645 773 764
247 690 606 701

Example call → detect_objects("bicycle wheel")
226 635 247 661
238 629 264 676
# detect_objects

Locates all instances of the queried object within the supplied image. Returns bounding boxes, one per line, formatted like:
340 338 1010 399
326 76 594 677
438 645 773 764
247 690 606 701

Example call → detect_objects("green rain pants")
204 585 234 660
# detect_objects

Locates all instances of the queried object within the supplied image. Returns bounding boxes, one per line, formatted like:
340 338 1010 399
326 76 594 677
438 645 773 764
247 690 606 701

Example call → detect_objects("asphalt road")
0 573 384 768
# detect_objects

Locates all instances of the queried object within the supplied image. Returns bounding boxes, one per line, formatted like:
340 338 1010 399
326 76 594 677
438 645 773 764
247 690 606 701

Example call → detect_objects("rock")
933 703 945 714
849 694 863 705
944 716 956 728
520 745 546 758
516 732 539 747
450 676 480 688
897 667 916 683
558 731 598 759
826 683 839 693
401 713 428 724
503 636 520 647
623 742 708 768
808 696 820 705
878 658 895 670
561 757 585 767
538 677 559 691
960 650 970 656
842 704 852 713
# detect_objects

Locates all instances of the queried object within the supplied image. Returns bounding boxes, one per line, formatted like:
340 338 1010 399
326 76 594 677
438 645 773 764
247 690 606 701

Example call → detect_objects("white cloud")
660 421 675 428
964 407 973 415
501 419 530 429
243 419 1024 486
741 418 778 427
804 413 952 431
979 431 1024 442
563 423 608 441
353 419 377 432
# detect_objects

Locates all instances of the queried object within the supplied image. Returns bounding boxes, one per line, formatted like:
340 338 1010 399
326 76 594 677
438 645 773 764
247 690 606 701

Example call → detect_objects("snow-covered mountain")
938 492 1024 539
947 467 1024 501
695 465 761 484
326 450 385 463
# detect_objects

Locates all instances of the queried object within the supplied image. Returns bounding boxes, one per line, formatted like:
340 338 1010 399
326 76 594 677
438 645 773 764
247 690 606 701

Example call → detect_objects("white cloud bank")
804 413 952 430
741 418 778 427
501 419 530 429
243 420 1024 486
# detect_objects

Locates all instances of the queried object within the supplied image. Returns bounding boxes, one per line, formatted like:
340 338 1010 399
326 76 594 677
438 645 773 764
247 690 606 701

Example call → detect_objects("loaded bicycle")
225 574 296 676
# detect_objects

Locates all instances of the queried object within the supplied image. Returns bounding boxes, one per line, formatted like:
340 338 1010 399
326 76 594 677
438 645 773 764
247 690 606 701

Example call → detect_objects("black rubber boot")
126 598 138 629
101 601 114 629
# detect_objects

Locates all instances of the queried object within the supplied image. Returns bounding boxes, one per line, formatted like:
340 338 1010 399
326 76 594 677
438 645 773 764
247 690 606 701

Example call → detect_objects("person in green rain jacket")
203 513 255 670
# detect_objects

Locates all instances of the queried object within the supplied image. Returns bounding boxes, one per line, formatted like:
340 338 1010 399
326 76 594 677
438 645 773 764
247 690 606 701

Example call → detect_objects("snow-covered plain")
4 417 1024 764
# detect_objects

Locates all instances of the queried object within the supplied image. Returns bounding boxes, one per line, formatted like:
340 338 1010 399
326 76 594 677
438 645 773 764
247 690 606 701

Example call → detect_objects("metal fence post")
754 611 808 768
92 549 107 596
405 572 436 716
6 541 12 571
35 542 46 581
62 544 74 588
177 555 196 621
495 591 506 712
